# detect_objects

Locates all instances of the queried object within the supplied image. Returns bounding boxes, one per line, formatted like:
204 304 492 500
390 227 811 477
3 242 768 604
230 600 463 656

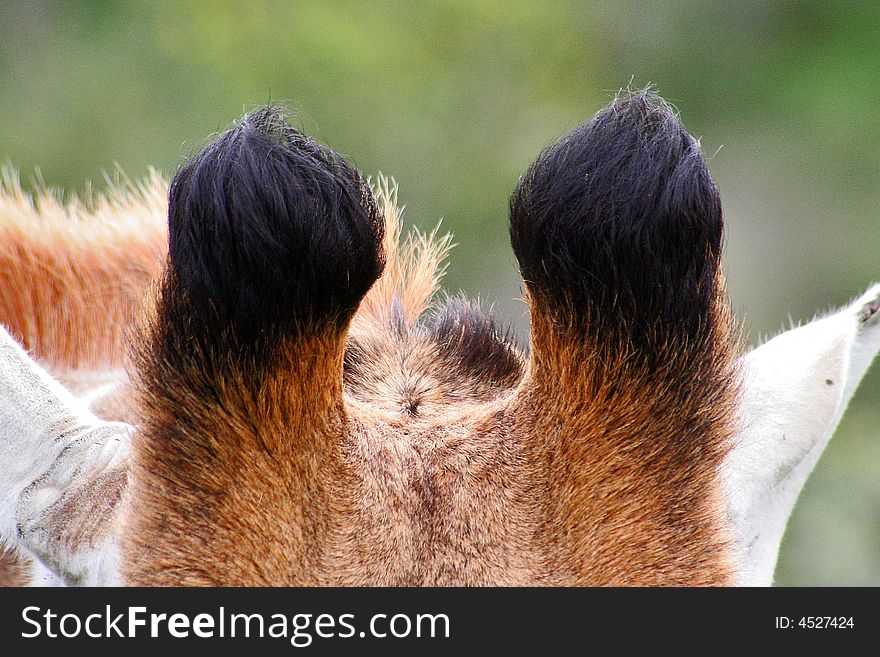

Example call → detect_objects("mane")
355 175 454 330
0 166 167 369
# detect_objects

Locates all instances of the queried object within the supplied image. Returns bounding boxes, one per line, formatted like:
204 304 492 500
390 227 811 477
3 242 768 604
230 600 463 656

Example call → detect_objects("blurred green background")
1 0 878 585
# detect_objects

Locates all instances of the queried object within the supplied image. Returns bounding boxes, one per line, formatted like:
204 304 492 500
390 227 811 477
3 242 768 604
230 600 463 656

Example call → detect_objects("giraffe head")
1 90 877 586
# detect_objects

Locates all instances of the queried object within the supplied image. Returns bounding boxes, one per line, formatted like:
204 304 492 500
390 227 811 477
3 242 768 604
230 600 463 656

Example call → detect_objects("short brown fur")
0 167 166 369
0 169 164 585
123 184 739 586
1 167 740 586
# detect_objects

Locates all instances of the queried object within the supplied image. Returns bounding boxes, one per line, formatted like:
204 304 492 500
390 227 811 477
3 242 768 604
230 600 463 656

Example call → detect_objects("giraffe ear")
0 325 128 586
723 284 880 585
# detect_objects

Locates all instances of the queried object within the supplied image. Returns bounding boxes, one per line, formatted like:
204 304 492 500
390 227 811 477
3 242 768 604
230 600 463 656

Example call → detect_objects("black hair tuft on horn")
510 88 723 346
166 106 384 346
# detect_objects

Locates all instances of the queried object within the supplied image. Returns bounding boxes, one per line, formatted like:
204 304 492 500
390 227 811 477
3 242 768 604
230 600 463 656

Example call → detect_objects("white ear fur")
724 284 880 585
0 325 129 586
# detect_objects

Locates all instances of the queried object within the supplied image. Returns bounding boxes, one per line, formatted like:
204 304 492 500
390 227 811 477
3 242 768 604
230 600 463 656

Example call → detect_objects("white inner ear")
0 326 129 586
724 284 880 586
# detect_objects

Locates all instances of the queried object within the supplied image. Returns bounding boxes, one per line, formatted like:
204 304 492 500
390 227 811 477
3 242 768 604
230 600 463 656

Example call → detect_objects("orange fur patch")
354 176 453 331
0 167 166 369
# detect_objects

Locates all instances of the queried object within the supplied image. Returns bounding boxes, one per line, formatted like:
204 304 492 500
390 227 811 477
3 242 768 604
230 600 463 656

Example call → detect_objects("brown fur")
354 177 454 331
508 284 740 585
0 550 31 587
0 169 163 585
0 167 166 369
1 170 740 586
